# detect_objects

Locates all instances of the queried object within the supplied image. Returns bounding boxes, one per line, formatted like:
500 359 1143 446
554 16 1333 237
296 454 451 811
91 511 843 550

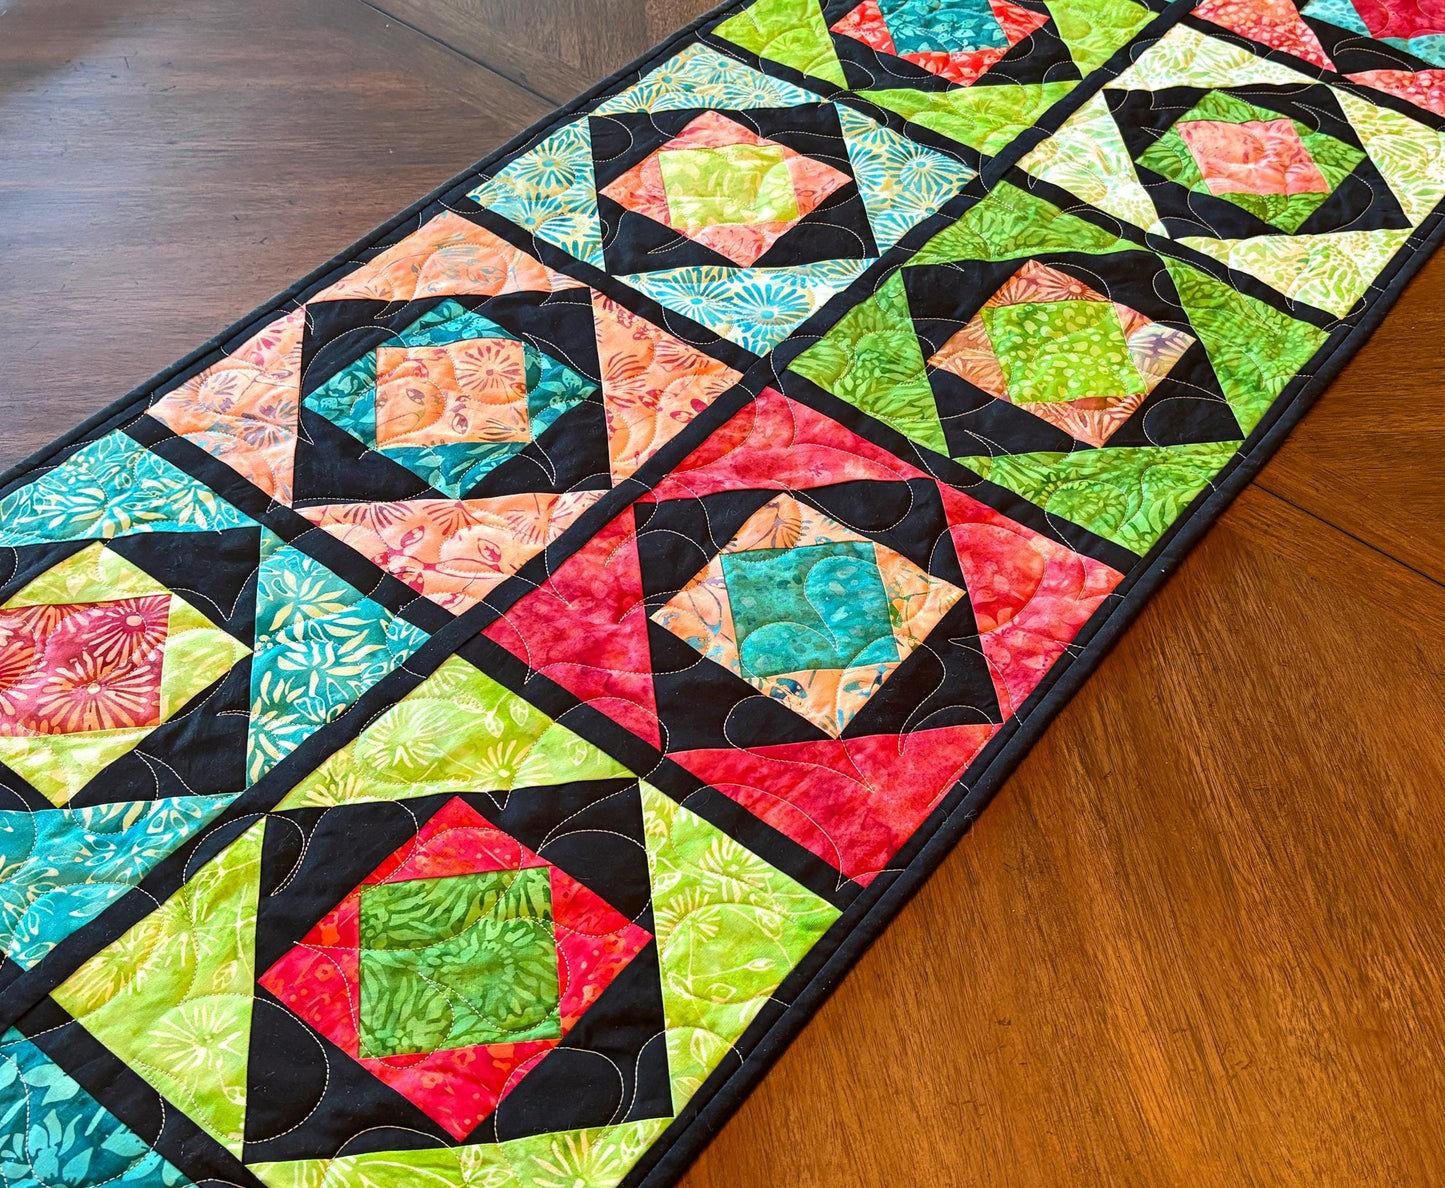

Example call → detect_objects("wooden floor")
3 0 1443 1181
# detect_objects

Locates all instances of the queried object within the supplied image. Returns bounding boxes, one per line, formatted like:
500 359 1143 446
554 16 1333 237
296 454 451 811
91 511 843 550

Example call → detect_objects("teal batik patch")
879 0 1010 51
0 1030 192 1188
247 532 428 782
724 540 898 678
0 433 252 546
0 797 233 968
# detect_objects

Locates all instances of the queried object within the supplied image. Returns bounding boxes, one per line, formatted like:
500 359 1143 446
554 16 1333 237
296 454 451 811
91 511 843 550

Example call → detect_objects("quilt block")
0 0 1442 1185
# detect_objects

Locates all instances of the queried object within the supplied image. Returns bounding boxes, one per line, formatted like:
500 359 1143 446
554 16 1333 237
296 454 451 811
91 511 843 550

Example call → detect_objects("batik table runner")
0 0 1439 1183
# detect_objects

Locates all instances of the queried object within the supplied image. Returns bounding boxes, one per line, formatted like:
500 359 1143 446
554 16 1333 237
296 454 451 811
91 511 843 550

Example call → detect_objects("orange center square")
374 338 531 448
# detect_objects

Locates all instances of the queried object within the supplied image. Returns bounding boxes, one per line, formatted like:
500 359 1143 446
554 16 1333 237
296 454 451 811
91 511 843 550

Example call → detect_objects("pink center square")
0 596 170 735
1177 117 1330 197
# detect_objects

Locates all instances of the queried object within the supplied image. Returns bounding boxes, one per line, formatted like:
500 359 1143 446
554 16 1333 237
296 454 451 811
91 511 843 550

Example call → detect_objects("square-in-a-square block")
984 299 1145 405
357 866 561 1058
1134 90 1366 234
657 143 800 230
722 539 899 678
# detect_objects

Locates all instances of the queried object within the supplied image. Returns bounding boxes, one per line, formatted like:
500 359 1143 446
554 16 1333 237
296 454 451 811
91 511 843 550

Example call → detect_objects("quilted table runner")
1 0 1441 1183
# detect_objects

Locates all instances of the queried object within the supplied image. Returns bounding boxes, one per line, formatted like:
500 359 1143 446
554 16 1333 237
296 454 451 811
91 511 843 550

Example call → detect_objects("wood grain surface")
0 0 552 465
2 0 1441 1182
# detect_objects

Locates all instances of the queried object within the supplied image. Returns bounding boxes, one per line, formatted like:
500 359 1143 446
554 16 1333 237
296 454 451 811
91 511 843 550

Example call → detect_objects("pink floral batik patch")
1192 0 1335 68
1176 117 1330 197
0 597 170 735
299 492 605 614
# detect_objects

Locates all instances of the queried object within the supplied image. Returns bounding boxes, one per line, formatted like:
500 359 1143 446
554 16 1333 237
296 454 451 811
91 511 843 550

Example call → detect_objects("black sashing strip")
0 0 1440 1183
451 634 859 909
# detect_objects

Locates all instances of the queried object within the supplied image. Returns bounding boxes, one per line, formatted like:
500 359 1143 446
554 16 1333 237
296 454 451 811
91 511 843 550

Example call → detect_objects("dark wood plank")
0 0 552 471
1255 248 1445 586
363 0 720 103
678 485 1445 1185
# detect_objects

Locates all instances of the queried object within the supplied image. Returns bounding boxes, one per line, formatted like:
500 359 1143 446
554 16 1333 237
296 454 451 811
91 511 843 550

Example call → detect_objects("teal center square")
983 299 1146 405
657 143 800 229
877 0 1009 52
721 539 900 679
357 866 562 1058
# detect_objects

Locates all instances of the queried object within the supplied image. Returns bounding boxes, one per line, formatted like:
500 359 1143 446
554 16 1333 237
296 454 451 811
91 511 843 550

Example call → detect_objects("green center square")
983 299 1146 405
721 539 900 679
657 142 799 228
357 866 561 1058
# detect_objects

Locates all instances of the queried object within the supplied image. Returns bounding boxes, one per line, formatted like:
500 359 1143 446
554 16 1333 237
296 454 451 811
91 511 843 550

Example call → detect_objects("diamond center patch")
0 596 170 734
929 260 1196 447
723 540 900 678
652 494 964 736
373 338 531 448
830 0 1051 86
984 299 1146 405
0 541 251 806
357 867 562 1058
600 111 851 267
878 0 1010 51
1135 90 1367 234
1176 118 1330 197
658 143 800 229
259 797 651 1140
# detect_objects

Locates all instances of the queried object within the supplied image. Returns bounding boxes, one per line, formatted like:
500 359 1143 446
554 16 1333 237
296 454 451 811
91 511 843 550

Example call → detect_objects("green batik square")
358 867 561 1058
1218 188 1329 234
722 539 899 678
984 300 1146 404
658 143 799 228
1297 125 1365 193
1136 127 1208 192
